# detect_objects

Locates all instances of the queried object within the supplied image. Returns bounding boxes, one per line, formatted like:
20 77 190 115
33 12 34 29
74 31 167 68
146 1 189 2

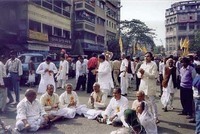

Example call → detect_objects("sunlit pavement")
0 78 195 134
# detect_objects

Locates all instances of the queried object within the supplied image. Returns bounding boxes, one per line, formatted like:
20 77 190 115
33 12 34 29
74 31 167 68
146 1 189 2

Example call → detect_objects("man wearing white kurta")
0 60 6 113
40 84 73 122
59 83 88 118
96 55 113 96
36 56 57 93
56 55 69 89
75 56 82 82
120 54 128 96
16 89 50 132
137 52 159 123
100 88 128 126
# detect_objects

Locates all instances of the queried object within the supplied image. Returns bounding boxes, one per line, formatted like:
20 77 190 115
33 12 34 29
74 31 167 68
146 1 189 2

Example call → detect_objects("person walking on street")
0 58 6 113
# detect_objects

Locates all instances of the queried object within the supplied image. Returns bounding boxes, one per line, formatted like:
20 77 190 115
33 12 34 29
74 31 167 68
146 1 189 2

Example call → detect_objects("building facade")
165 0 200 55
0 0 72 55
72 0 120 56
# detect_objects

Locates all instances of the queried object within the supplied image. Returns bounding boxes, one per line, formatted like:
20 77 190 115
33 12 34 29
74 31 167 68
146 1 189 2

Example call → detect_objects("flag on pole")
119 36 123 53
180 38 183 49
182 37 189 56
141 46 148 53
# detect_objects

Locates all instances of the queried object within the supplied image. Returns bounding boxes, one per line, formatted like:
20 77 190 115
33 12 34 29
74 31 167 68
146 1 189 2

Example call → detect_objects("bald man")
16 89 50 132
132 91 145 110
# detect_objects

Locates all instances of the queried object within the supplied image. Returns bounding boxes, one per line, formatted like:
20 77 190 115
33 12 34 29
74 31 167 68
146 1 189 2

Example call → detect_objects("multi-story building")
73 0 120 56
165 0 200 55
0 0 72 55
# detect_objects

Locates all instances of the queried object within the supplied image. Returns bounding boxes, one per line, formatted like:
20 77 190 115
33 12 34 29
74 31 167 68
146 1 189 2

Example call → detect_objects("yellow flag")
119 36 123 53
182 37 189 49
141 46 148 53
180 38 183 49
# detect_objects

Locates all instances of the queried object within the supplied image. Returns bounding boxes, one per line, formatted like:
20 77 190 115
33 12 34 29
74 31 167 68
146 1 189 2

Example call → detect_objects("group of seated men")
15 82 157 133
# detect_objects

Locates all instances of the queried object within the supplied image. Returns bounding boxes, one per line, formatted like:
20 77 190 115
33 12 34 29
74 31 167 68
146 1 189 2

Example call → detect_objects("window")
189 24 195 30
54 27 62 36
178 24 187 31
43 24 52 35
29 20 41 32
63 30 70 39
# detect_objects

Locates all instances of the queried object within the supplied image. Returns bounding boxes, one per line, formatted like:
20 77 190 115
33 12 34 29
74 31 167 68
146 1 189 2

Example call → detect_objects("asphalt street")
0 78 195 134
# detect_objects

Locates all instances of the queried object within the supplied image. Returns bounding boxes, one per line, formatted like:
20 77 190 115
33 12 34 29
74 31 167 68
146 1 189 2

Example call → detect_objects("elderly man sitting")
40 84 66 122
97 88 128 126
88 82 107 109
16 89 50 132
132 91 145 110
59 83 88 118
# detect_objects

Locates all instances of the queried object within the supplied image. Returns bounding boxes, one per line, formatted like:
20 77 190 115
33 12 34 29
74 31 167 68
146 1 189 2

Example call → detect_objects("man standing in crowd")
5 51 23 104
112 58 121 87
95 54 112 96
56 55 69 89
134 57 142 91
0 57 6 113
119 54 128 96
137 52 159 123
36 56 57 93
75 56 87 91
87 53 98 93
179 57 196 118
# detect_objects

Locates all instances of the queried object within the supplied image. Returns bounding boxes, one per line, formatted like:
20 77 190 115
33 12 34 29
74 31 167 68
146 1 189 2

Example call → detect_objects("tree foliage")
191 31 200 52
107 39 121 59
120 19 156 54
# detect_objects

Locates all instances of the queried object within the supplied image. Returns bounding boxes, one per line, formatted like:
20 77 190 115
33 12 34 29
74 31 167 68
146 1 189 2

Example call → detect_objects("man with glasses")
137 52 159 124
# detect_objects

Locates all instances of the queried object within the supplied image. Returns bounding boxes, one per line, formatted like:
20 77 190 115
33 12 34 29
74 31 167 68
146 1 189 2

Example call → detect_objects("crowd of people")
0 49 200 134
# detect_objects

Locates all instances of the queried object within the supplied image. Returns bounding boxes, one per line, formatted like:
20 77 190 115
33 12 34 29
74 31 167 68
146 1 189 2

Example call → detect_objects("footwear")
189 119 196 123
7 100 14 104
164 107 168 112
168 106 174 110
156 119 160 124
186 116 193 119
178 112 187 115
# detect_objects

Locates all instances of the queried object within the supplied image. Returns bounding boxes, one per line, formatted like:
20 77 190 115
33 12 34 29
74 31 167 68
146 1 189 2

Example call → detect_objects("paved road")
0 78 195 134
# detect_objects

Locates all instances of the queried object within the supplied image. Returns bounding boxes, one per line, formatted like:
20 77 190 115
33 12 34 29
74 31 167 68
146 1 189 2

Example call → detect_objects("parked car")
18 53 44 85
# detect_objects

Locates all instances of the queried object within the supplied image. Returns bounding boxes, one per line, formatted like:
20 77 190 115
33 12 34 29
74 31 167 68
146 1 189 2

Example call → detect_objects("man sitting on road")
40 84 71 122
88 82 107 109
59 83 88 118
132 91 145 110
16 89 51 132
97 88 129 126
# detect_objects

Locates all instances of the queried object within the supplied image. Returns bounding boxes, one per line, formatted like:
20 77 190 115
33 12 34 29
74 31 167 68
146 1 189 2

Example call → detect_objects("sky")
121 0 189 47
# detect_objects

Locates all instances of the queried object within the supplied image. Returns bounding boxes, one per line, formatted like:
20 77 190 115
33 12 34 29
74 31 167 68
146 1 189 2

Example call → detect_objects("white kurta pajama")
75 60 81 82
0 61 6 112
120 58 128 95
102 96 129 125
40 92 71 118
16 98 47 132
36 62 58 93
98 60 113 96
84 91 107 120
137 61 158 119
56 60 69 89
59 91 88 118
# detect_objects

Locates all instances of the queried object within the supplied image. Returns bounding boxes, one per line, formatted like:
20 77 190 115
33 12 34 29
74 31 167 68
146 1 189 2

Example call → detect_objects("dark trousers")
7 72 20 102
159 74 163 95
87 70 96 93
180 86 193 115
76 75 86 91
135 75 141 91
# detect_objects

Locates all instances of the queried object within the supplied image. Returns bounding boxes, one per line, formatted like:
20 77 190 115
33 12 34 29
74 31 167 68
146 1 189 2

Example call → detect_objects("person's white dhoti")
119 72 128 95
49 108 76 119
16 116 45 132
83 109 103 120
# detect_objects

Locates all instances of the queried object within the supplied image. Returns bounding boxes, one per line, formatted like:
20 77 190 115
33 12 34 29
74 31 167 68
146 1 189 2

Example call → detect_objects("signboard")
29 30 48 42
49 36 71 49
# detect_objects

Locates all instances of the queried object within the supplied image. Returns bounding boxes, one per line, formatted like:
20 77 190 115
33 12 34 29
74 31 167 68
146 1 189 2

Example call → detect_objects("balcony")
63 0 71 6
75 22 95 33
75 1 95 14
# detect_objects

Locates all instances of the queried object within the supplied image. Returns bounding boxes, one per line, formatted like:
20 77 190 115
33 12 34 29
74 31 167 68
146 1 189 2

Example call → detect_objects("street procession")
0 0 200 134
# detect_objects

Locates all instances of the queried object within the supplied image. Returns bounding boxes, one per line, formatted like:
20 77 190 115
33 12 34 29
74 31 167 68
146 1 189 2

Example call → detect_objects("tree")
191 31 200 52
107 39 121 59
120 19 156 55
